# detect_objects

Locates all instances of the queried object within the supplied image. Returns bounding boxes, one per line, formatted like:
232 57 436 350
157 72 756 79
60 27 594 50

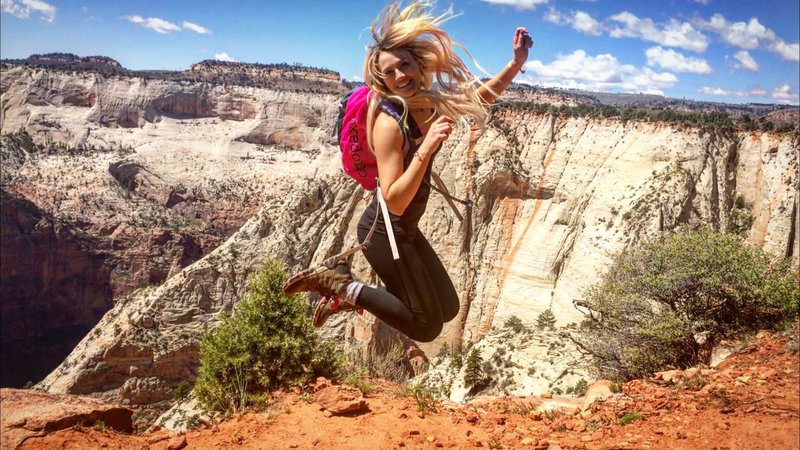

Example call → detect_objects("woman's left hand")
512 27 533 67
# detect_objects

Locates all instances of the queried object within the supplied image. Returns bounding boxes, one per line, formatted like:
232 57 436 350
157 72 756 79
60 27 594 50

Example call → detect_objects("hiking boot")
282 257 354 298
312 296 361 328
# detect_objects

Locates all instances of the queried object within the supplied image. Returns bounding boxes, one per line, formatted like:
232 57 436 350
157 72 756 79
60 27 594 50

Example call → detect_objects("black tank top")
357 111 433 239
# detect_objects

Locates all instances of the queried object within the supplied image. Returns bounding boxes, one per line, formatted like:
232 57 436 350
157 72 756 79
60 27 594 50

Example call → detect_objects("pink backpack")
336 86 409 190
333 85 473 256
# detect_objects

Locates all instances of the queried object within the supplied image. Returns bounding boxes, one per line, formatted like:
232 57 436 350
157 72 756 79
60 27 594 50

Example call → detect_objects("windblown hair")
363 1 489 150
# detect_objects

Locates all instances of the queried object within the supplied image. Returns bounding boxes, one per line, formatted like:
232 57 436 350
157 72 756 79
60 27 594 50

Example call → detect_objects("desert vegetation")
493 101 798 133
572 227 799 381
193 260 342 413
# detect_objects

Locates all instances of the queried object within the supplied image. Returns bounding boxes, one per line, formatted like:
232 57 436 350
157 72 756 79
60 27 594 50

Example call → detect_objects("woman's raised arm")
477 27 533 105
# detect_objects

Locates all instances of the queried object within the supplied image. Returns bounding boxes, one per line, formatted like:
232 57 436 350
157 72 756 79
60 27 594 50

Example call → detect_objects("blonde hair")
363 1 489 151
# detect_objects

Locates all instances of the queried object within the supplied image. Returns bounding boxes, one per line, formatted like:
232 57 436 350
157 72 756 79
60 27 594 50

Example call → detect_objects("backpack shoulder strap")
377 99 410 155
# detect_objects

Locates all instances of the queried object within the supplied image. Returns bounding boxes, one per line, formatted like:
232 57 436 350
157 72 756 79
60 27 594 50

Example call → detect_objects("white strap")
377 186 400 260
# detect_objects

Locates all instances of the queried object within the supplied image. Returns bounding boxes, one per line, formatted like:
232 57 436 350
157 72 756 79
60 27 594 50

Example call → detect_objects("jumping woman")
283 1 532 342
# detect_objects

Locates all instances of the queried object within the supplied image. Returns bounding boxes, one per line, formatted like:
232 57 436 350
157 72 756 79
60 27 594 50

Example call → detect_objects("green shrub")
464 348 487 392
619 412 644 425
194 260 343 413
727 208 754 237
536 308 557 330
565 378 589 397
504 315 525 333
575 228 799 381
405 383 440 413
173 380 192 400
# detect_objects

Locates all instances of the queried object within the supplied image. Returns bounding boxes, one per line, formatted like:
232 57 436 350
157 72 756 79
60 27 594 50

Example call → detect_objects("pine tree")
536 308 557 330
463 348 485 390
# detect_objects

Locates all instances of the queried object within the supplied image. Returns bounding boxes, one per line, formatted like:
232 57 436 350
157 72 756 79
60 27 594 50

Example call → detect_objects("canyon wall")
0 64 341 387
1 64 796 402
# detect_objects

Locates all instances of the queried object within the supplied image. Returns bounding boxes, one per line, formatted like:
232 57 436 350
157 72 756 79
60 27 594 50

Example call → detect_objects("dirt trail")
15 329 799 450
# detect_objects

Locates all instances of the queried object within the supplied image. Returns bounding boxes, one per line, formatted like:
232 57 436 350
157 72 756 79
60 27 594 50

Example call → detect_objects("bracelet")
507 60 525 74
413 151 425 163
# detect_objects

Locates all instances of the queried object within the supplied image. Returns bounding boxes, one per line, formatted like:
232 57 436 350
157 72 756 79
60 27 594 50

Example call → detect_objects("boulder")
0 388 133 449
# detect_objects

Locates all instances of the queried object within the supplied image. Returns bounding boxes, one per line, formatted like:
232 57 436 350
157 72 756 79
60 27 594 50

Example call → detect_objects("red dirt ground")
18 330 800 450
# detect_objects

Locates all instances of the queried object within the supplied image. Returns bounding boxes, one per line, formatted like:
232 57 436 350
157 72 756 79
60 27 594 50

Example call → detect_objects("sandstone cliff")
1 64 797 405
0 63 341 387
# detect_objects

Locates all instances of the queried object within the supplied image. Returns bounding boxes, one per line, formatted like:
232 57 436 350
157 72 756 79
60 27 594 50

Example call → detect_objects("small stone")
398 412 408 419
409 429 420 436
166 435 187 450
147 436 168 445
322 410 333 418
426 435 436 443
521 437 536 446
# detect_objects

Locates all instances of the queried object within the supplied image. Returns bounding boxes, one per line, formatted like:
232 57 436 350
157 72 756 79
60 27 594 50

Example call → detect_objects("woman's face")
377 48 421 98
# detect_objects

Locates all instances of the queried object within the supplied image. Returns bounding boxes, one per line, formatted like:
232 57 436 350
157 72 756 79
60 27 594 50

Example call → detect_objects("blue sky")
1 0 798 105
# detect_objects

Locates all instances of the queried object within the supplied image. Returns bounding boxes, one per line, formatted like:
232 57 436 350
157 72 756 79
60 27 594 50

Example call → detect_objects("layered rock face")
0 64 341 387
2 64 796 404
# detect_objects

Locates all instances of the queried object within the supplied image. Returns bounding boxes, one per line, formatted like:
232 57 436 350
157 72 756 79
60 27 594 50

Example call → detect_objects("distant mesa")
3 53 125 74
1 53 345 93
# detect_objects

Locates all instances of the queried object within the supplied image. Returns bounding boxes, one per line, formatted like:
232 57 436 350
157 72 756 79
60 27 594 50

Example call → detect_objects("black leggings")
355 227 459 342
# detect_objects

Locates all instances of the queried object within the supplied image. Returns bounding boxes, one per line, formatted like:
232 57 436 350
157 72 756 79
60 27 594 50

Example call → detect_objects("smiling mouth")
396 80 412 90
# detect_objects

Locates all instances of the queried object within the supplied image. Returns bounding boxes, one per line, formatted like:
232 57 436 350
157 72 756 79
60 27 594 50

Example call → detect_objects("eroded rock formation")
1 63 796 405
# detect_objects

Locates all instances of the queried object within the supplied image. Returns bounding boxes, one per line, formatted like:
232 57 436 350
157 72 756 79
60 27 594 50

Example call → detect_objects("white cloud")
125 15 181 34
696 14 799 62
772 84 796 100
645 46 712 74
479 0 549 11
697 14 771 49
183 21 211 34
609 12 709 53
698 85 768 97
572 11 602 36
544 9 601 36
769 40 800 62
1 0 56 22
732 51 758 72
214 52 236 62
522 50 677 95
691 0 710 4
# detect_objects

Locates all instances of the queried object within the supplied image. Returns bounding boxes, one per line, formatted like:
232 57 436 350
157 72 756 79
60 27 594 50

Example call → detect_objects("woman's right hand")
419 115 454 158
